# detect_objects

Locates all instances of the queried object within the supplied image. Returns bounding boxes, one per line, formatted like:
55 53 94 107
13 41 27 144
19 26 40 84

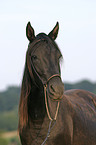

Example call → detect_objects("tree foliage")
64 80 96 94
0 86 20 112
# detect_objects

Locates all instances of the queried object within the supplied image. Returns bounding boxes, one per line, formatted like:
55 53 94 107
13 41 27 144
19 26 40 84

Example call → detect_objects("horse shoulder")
59 89 96 144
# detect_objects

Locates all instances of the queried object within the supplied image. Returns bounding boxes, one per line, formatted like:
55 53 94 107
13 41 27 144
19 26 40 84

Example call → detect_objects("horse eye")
32 55 37 60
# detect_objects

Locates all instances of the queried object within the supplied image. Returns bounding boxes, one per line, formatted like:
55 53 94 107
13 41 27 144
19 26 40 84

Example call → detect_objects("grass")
0 131 21 145
0 109 18 131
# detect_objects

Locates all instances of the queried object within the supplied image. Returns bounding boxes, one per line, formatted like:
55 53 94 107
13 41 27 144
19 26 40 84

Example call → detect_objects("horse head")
19 22 64 131
26 22 64 101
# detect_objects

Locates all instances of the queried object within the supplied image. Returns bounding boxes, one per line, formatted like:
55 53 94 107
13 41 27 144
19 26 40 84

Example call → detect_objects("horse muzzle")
45 74 64 101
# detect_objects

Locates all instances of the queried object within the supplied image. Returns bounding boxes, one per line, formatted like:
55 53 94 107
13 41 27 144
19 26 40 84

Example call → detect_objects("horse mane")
18 54 34 132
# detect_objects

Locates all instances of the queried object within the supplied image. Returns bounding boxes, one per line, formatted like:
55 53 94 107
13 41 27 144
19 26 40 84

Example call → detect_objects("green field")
0 131 20 145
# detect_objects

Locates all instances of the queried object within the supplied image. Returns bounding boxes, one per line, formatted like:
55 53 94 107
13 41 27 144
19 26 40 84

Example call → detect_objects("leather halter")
44 74 61 120
29 39 63 144
42 74 62 145
29 40 62 119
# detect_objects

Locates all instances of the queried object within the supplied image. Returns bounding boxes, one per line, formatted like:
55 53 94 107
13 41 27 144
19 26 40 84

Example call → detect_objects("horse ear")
48 22 59 40
26 22 35 42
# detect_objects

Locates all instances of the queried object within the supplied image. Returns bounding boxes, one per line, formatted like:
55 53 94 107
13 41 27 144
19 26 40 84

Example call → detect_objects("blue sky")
0 0 96 90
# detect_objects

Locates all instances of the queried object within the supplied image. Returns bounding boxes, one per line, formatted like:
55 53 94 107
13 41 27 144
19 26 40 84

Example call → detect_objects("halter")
32 68 62 145
40 74 62 145
44 74 61 121
30 56 61 119
28 39 63 145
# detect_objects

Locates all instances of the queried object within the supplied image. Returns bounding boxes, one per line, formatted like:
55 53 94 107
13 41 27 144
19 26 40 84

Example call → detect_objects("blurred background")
0 0 96 144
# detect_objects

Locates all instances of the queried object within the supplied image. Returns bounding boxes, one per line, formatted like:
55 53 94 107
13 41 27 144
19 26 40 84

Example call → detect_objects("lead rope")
41 85 60 145
44 85 60 121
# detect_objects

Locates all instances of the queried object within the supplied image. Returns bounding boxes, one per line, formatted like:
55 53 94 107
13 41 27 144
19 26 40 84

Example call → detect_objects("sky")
0 0 96 90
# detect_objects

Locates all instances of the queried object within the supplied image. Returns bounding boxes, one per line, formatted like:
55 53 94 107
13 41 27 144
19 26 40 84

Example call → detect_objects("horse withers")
18 22 96 145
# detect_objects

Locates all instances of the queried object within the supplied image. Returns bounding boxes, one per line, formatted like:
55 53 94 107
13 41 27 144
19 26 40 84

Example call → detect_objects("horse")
18 22 96 145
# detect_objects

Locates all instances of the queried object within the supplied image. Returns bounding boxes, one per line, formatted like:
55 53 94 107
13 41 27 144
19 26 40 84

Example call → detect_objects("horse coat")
18 22 96 145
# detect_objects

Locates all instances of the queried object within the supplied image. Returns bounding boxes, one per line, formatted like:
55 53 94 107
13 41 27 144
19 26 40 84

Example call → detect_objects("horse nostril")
50 85 55 92
49 83 64 95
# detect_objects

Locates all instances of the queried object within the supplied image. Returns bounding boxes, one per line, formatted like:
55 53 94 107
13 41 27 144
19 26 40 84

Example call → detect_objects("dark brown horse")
18 22 96 145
